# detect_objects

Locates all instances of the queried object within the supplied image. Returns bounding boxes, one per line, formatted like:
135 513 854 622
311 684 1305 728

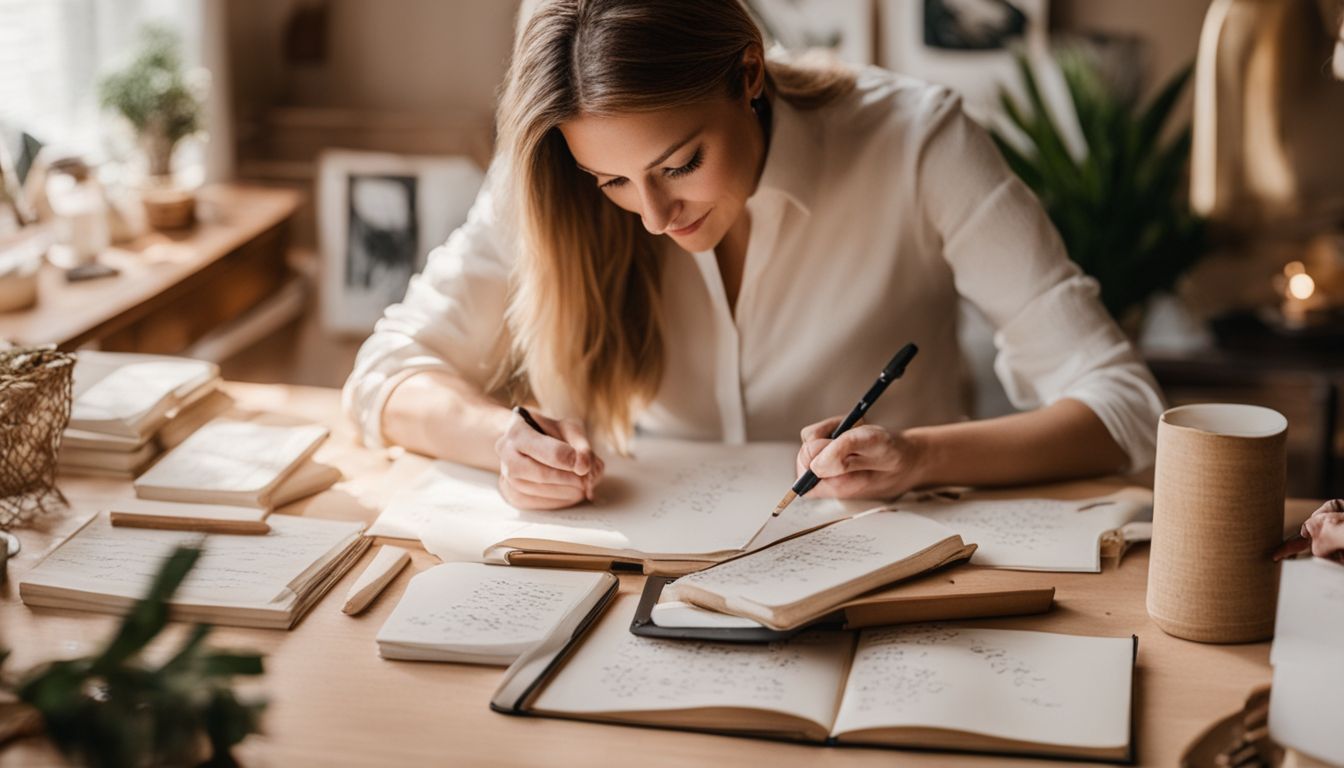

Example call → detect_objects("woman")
343 0 1165 510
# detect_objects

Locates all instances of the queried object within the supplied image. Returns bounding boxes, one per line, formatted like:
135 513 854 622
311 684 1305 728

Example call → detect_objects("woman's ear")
740 43 766 104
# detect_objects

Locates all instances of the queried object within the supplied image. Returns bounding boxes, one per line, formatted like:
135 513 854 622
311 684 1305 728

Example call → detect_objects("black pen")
772 343 919 517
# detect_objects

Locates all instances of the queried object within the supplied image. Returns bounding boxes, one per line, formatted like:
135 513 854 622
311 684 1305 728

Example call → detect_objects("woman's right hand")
494 411 605 510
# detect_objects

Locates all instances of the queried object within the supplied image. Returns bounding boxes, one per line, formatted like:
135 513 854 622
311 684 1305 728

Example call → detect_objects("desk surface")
0 383 1320 767
0 185 301 350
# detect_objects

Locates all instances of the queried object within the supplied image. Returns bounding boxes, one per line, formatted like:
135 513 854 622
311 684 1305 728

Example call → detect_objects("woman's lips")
669 210 709 237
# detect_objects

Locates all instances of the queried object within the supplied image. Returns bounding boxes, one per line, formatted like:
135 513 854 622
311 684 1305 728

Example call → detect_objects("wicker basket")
0 347 75 529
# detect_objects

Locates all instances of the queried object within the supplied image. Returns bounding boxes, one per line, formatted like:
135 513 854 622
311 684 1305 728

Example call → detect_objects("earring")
750 89 766 115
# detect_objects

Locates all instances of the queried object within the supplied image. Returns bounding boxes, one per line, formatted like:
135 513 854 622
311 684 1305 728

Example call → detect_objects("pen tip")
771 490 796 517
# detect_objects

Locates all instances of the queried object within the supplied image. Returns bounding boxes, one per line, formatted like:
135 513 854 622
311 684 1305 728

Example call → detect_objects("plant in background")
992 45 1206 327
0 547 265 767
98 24 206 179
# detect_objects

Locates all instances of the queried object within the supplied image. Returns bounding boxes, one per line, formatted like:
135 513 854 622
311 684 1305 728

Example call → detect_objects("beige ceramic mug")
1146 404 1287 643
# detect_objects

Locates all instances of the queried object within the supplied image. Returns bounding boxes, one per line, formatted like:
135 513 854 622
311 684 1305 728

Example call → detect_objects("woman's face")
559 92 766 253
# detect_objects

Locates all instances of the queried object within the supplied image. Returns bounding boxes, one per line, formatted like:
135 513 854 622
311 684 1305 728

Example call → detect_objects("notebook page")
72 358 215 427
378 439 845 560
1268 558 1344 761
533 595 851 729
22 514 362 606
376 563 606 653
896 497 1149 572
670 511 959 611
136 421 329 496
832 625 1132 748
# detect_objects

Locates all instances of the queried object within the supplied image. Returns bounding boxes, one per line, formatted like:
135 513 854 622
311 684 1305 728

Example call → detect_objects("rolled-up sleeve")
341 162 514 448
912 89 1166 471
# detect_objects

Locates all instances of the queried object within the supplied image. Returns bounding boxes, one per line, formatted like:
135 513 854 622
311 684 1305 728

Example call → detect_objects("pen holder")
1147 404 1287 643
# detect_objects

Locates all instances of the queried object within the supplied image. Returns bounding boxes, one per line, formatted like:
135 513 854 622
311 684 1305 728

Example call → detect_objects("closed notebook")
494 594 1137 763
134 421 330 508
640 566 1056 640
665 511 973 631
19 513 368 630
376 563 616 665
69 352 219 439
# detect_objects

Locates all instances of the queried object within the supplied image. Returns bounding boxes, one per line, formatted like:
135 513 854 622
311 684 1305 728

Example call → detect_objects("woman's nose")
637 183 678 235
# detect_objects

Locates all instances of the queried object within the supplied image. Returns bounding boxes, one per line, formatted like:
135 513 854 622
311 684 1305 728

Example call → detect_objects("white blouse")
343 67 1166 471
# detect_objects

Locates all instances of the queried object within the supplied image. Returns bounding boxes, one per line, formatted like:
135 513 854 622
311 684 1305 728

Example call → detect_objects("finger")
808 471 880 499
513 423 580 472
504 475 587 503
800 416 845 443
809 427 887 478
556 420 596 476
797 438 832 476
1272 536 1312 561
501 449 585 488
1317 499 1344 515
498 475 582 510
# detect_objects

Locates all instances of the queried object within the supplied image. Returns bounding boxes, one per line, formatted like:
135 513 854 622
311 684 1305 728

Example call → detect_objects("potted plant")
992 44 1207 332
99 24 207 229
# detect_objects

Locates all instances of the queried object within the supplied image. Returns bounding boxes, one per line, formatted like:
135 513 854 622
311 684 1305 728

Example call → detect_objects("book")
134 420 330 508
108 500 272 535
69 351 219 439
493 594 1137 763
637 566 1056 640
664 511 973 630
59 389 235 467
376 562 616 665
19 513 368 629
894 493 1153 572
59 440 159 474
369 439 874 574
1268 557 1344 764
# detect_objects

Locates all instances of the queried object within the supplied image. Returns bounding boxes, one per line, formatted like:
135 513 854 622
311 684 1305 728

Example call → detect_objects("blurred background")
1 0 1341 496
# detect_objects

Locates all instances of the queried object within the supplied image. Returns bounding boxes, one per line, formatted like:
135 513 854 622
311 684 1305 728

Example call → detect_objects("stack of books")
59 351 231 478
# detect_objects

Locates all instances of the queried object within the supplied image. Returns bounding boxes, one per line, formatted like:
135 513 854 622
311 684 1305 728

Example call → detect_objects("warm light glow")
1288 272 1316 300
1284 260 1305 276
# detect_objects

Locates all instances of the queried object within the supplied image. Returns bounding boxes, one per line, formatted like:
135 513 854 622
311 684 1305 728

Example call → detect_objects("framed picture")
750 0 876 66
317 150 484 335
879 0 1055 125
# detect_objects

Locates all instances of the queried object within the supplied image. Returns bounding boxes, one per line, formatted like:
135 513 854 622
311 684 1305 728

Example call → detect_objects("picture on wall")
317 150 484 335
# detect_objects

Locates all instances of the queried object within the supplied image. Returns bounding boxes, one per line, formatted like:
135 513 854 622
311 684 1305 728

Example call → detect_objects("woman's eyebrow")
574 127 703 178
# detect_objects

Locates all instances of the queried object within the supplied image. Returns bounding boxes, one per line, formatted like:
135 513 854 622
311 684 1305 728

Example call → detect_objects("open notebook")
369 440 873 574
69 351 219 440
376 563 616 665
664 510 972 630
1268 557 1344 763
19 513 368 629
494 594 1137 762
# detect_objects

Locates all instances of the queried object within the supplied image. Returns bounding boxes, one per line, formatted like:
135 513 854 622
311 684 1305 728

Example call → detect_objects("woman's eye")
599 177 627 190
665 148 703 179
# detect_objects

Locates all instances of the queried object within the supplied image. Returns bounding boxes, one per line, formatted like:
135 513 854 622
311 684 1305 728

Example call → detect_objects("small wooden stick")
342 545 412 615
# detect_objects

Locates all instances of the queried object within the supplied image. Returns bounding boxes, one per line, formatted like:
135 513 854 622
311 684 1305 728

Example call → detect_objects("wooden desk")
0 383 1322 767
0 185 301 353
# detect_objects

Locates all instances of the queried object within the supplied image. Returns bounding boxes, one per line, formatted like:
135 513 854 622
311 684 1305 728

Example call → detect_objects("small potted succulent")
99 24 207 229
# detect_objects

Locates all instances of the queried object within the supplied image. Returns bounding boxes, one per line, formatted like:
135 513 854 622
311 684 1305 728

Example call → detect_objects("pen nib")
771 490 796 517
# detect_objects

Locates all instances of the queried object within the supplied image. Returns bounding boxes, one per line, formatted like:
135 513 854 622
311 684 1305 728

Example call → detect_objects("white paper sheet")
895 496 1151 572
135 421 329 498
1268 558 1344 763
372 439 854 562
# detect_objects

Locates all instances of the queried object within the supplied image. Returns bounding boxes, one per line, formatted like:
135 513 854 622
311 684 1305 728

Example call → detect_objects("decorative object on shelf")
993 43 1207 328
42 156 110 269
0 228 46 313
98 24 207 230
1147 404 1287 644
0 347 74 534
317 150 484 335
0 546 267 765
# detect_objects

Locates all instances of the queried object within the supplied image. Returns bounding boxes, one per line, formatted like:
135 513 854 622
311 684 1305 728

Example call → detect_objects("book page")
533 595 851 730
650 600 766 630
376 439 847 561
670 511 959 612
376 563 607 655
22 513 362 606
832 625 1132 749
135 421 329 497
896 496 1149 572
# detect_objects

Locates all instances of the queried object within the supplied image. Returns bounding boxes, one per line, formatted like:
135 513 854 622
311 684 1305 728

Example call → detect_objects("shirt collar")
752 95 822 217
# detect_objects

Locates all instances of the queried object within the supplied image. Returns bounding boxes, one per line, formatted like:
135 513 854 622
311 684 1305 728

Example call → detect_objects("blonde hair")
495 0 854 447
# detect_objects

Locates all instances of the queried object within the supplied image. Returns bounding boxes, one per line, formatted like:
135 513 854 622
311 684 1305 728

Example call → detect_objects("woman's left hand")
795 416 928 499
